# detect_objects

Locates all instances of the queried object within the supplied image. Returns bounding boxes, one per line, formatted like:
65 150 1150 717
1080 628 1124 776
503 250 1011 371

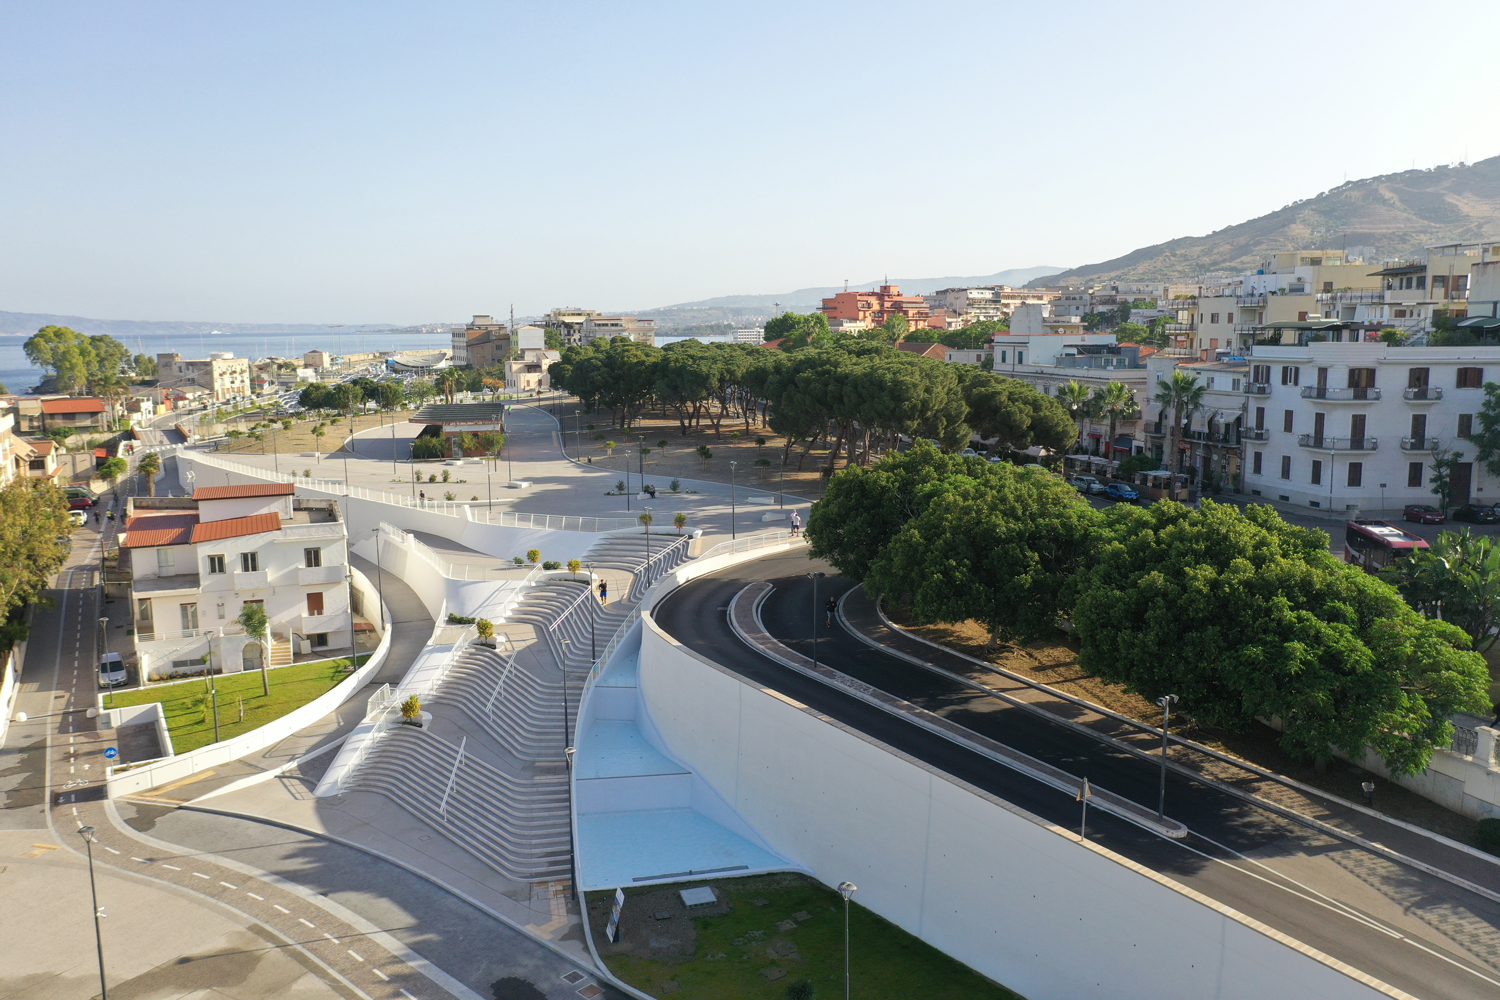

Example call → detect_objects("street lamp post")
78 826 109 1000
838 881 857 1000
1156 693 1178 819
808 572 825 668
729 461 738 541
623 450 631 511
587 561 596 661
642 507 652 579
97 617 108 663
564 745 577 902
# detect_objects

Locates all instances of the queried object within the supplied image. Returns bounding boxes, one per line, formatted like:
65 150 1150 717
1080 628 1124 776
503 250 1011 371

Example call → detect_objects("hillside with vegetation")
1029 155 1500 287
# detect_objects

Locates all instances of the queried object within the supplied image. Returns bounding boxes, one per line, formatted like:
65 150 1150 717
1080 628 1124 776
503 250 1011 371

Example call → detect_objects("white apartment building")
505 348 562 391
580 316 656 346
1008 303 1087 340
923 287 1008 323
733 327 765 343
1240 342 1500 512
123 484 351 680
1144 351 1251 487
990 332 1150 456
157 352 251 401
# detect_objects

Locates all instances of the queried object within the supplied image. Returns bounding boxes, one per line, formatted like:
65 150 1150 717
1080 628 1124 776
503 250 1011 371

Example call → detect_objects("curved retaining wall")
630 614 1395 1000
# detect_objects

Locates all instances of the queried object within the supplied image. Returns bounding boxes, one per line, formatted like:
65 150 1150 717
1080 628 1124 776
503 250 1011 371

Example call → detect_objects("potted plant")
475 618 496 648
400 694 423 727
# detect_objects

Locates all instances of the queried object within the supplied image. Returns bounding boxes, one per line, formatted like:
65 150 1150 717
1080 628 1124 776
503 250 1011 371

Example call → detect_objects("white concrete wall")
350 529 534 623
633 616 1392 1000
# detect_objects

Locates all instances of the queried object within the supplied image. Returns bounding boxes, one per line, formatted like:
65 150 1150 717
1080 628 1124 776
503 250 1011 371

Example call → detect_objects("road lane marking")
372 969 389 981
273 904 289 913
131 857 148 863
161 864 181 870
323 932 338 942
298 917 315 928
104 846 120 854
219 881 237 889
347 950 364 962
246 892 263 900
400 989 416 999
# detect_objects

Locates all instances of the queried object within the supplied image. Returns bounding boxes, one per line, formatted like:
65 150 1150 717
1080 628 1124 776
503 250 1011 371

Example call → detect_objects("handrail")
700 529 795 560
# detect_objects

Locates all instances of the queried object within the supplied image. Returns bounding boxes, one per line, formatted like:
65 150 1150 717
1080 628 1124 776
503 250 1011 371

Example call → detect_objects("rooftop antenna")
844 279 848 292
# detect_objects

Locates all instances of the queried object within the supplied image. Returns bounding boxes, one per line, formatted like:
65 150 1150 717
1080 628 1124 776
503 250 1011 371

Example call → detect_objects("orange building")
820 284 945 331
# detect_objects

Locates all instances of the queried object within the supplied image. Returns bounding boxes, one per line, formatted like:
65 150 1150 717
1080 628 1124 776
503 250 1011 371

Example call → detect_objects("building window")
1283 410 1294 433
1280 366 1300 385
216 601 225 620
1310 460 1322 486
136 599 152 623
304 547 322 568
157 548 175 572
1252 365 1270 384
1456 413 1474 439
311 632 329 648
1280 456 1291 480
306 591 325 616
179 603 199 632
1227 312 1234 324
1408 462 1423 488
240 551 259 572
1458 367 1484 388
1253 452 1263 475
207 554 226 574
1408 367 1430 388
1347 462 1363 488
1211 313 1220 324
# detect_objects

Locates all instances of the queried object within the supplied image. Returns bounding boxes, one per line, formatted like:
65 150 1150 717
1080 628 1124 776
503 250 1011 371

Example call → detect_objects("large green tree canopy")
1074 500 1489 774
24 326 131 392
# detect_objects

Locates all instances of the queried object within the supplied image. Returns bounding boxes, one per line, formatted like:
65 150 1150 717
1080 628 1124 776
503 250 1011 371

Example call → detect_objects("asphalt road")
653 550 1500 1000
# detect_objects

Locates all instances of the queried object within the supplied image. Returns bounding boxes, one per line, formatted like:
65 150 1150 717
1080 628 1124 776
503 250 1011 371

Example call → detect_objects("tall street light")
78 826 109 1000
641 507 653 580
1156 693 1178 819
837 880 857 1000
729 460 738 541
623 450 631 511
808 572 825 668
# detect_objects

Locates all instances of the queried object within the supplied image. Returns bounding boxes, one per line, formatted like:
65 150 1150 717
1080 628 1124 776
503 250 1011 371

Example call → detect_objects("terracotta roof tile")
193 483 294 500
41 398 106 414
121 512 198 548
190 512 282 543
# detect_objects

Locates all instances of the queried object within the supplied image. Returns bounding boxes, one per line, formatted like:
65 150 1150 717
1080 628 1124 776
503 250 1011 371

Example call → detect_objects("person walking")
789 511 801 536
825 595 836 628
418 490 426 506
93 510 101 525
598 579 609 604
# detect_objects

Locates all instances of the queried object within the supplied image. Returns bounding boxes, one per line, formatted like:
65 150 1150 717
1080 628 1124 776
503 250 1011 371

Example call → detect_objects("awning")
1112 435 1133 452
1087 432 1101 438
1457 315 1500 330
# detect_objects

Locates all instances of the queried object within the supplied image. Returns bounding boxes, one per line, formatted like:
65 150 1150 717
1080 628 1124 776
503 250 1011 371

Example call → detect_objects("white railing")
395 525 535 582
181 448 641 530
701 529 795 560
635 533 691 589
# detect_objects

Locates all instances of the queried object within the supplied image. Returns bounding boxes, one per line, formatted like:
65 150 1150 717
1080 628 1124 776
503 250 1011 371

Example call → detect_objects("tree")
1383 527 1500 653
24 326 130 392
1112 321 1150 344
1429 446 1466 513
526 548 541 566
567 559 582 579
138 451 161 497
865 465 1103 647
0 479 71 625
1074 501 1489 775
1092 381 1140 461
1466 382 1500 477
875 313 910 343
674 512 688 534
435 367 463 404
1055 381 1094 449
98 456 128 485
131 353 159 379
1153 371 1206 484
955 369 1076 456
237 602 272 696
311 424 327 459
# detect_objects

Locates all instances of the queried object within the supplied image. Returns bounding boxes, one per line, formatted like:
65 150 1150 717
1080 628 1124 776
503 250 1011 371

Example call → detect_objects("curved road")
653 550 1500 1000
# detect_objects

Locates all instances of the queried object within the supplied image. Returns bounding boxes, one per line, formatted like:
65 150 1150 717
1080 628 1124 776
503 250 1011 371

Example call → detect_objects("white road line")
71 806 77 815
323 932 338 942
131 857 148 863
104 846 120 854
273 904 290 914
400 989 416 999
161 864 181 870
298 917 315 928
246 892 264 900
372 969 389 982
191 872 210 879
219 881 237 889
347 950 364 962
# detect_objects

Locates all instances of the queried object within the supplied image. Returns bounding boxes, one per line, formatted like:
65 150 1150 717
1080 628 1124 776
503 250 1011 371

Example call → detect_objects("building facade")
580 316 656 346
123 484 351 680
820 284 942 331
157 353 251 401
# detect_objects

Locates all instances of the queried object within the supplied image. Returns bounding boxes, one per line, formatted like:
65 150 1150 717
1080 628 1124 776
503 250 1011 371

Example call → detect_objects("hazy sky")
3 1 1498 324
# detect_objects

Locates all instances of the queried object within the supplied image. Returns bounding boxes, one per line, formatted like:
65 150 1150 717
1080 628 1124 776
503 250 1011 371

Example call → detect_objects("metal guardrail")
701 530 795 560
1296 435 1379 451
1451 725 1479 758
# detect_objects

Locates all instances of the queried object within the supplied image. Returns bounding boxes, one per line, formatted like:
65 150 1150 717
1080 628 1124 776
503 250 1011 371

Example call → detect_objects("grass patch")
590 873 1022 1000
102 655 368 753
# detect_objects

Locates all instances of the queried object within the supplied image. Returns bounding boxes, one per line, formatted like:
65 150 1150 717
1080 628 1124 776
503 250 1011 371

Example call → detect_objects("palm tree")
435 368 462 404
89 374 129 428
138 451 161 497
1056 381 1094 453
1094 381 1140 466
1153 370 1207 487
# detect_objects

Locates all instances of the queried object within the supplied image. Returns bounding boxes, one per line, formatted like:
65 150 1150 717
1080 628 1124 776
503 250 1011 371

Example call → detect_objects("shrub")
670 478 681 492
447 613 476 624
513 556 525 565
474 618 494 639
785 981 814 1000
443 491 456 501
428 473 438 483
542 560 561 570
526 549 540 565
471 495 479 501
400 694 421 720
441 469 451 482
303 469 311 478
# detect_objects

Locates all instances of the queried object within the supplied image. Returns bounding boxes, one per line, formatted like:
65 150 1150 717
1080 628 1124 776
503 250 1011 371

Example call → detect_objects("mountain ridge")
1026 156 1500 287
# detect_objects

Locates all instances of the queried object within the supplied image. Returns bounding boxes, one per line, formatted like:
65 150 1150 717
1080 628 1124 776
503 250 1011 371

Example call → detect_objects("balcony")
1401 437 1441 451
1236 294 1268 307
1297 435 1379 451
1403 386 1443 401
234 569 269 590
1244 383 1272 395
299 564 345 585
131 573 201 596
1243 428 1271 441
301 612 351 634
1300 386 1381 401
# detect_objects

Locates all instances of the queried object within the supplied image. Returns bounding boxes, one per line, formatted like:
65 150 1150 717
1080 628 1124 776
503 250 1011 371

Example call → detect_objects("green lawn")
591 873 1024 1000
102 655 368 753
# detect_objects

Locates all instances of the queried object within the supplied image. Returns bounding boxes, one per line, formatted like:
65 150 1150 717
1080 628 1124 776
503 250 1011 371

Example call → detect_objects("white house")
123 483 351 680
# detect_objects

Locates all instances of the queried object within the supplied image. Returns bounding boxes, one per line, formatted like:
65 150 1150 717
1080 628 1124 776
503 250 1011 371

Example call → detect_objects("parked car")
1403 504 1446 525
97 652 128 689
1451 504 1500 524
69 509 87 526
1070 475 1106 495
68 496 97 511
959 448 979 458
1102 483 1140 502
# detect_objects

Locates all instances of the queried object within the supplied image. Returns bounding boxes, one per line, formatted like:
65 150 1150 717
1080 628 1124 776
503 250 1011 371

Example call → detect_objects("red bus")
1344 519 1430 572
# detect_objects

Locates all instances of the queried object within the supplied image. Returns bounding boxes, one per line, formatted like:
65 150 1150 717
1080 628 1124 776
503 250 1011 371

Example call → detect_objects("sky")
3 0 1499 325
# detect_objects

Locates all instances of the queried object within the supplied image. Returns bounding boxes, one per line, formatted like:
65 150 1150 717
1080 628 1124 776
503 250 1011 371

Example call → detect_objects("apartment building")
734 326 765 343
923 287 1008 323
580 316 656 347
820 284 942 331
13 396 111 435
544 308 602 346
505 347 561 391
453 315 510 368
1190 250 1381 353
1239 341 1500 512
123 483 351 680
1144 351 1250 488
1009 303 1086 339
1468 252 1500 319
990 332 1150 456
156 353 251 401
1324 241 1500 340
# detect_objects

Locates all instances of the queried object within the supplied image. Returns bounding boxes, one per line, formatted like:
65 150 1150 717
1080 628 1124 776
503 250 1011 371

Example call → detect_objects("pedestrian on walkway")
93 511 100 525
418 490 426 506
598 579 608 604
789 511 801 536
825 595 836 628
106 510 115 524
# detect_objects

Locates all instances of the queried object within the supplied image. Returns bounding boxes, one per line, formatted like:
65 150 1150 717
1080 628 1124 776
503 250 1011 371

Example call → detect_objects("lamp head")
837 881 857 898
78 826 96 843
